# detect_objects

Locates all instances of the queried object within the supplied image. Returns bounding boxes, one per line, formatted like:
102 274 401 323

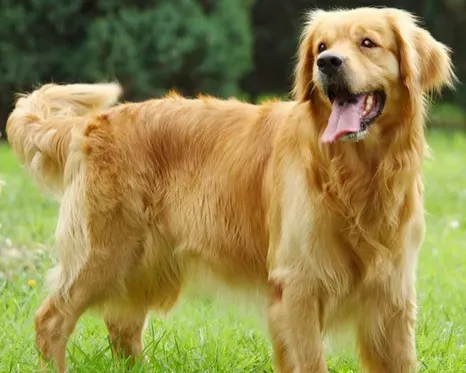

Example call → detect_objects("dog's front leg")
266 158 328 372
268 273 328 373
357 285 418 373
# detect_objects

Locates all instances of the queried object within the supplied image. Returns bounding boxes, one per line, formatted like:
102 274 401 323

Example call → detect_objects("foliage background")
0 0 464 136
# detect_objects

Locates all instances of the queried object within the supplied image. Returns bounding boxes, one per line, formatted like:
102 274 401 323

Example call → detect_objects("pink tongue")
321 95 366 143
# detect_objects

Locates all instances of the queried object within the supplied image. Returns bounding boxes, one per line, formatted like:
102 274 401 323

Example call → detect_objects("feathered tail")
6 82 122 197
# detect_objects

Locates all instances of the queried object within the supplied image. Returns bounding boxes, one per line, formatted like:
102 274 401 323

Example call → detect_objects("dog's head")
293 7 455 144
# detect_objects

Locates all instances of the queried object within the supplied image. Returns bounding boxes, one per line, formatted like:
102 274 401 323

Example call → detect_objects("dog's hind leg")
35 209 153 372
104 310 148 366
35 294 81 373
35 239 151 373
35 257 114 373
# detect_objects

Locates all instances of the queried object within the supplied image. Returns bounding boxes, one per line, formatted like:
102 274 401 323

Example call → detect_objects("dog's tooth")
365 95 374 112
362 110 368 117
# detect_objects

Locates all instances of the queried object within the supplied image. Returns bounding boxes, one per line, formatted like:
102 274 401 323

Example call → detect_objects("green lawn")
1 130 465 372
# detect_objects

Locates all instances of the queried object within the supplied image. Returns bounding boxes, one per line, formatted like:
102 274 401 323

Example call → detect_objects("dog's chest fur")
270 150 424 297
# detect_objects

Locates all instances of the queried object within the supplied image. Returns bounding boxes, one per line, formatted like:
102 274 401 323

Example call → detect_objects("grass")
1 130 466 372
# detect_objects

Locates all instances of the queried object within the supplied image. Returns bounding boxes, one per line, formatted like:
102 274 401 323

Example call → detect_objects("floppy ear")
292 10 325 102
389 10 456 94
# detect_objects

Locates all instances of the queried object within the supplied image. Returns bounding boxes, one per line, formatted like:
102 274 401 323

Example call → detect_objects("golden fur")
6 7 455 373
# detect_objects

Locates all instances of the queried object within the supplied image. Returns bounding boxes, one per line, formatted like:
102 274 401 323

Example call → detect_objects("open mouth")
321 88 386 144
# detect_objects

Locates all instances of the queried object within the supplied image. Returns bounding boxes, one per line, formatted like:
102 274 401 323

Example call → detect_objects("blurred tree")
77 0 253 99
240 0 311 99
0 0 253 135
0 0 86 123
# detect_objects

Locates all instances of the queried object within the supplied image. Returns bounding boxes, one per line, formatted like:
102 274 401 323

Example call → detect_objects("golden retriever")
6 7 455 373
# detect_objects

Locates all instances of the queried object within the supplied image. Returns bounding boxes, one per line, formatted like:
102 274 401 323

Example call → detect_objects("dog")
6 7 455 373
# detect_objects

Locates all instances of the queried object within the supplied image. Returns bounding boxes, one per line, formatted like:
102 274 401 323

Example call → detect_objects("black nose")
317 53 345 76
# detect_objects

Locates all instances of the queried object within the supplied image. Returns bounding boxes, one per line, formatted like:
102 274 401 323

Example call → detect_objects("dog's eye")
318 43 327 53
361 38 377 48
